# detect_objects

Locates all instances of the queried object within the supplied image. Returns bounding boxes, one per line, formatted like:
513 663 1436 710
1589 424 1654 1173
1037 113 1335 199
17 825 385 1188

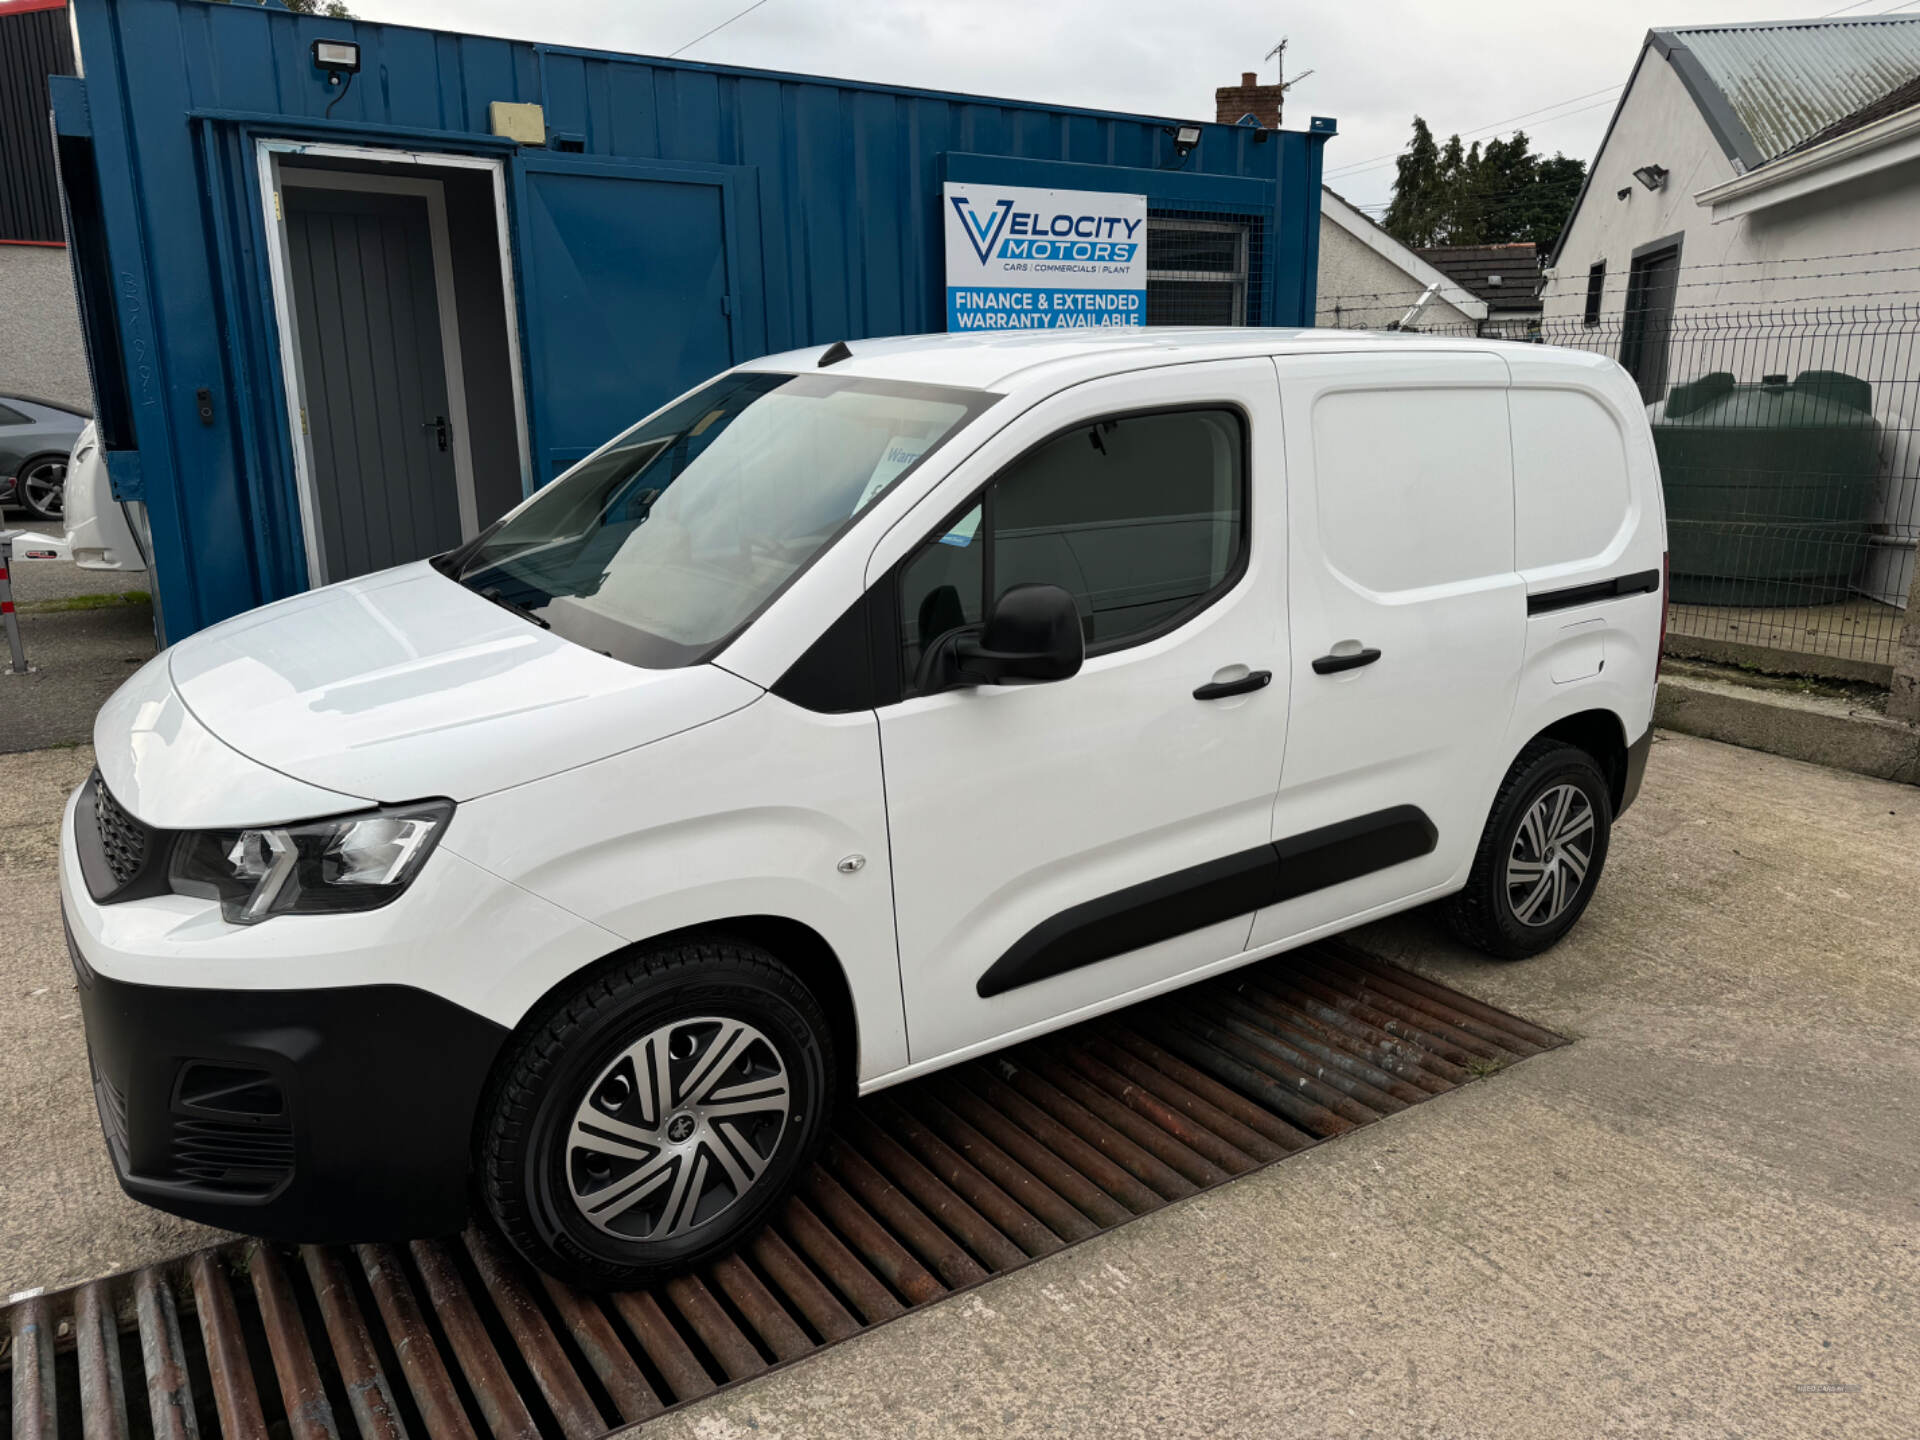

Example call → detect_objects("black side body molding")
976 806 1438 998
1617 725 1654 817
1527 568 1661 616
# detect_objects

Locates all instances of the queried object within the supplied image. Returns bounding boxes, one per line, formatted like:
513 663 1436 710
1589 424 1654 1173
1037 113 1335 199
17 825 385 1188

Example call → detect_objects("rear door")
1248 351 1524 950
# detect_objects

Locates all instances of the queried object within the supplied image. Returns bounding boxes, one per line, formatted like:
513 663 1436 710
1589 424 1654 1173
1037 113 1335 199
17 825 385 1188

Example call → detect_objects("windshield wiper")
479 587 551 630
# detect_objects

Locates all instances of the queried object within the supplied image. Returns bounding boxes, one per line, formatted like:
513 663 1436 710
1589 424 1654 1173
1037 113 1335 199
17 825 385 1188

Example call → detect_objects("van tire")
1444 739 1612 961
478 938 837 1290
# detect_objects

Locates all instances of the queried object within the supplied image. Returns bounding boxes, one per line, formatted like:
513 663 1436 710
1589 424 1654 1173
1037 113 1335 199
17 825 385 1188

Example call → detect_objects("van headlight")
169 800 454 924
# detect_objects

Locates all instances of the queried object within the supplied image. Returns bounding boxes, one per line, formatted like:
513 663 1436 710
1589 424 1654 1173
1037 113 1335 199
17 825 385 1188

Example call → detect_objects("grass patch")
17 591 150 615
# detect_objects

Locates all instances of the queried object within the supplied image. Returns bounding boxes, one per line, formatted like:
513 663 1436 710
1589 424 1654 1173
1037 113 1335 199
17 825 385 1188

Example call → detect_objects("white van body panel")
166 560 763 803
440 692 910 1077
69 327 1666 1103
93 652 372 828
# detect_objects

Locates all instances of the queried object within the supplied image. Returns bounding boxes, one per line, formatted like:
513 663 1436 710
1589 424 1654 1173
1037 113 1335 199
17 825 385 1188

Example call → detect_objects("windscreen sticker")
852 435 930 513
939 505 982 547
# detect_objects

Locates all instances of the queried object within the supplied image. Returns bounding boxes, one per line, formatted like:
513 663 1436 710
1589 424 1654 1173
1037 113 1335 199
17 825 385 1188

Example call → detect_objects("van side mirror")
951 583 1085 685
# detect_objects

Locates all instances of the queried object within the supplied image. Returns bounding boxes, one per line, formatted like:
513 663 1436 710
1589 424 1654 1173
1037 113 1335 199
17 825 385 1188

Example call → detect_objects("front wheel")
1443 739 1612 960
479 938 837 1289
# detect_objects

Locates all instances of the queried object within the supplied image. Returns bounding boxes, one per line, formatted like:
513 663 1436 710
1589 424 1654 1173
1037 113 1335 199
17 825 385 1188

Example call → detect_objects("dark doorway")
271 153 525 587
1620 239 1681 405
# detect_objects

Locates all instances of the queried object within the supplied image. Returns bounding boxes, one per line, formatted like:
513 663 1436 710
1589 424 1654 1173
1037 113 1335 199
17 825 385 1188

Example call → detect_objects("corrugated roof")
1658 15 1920 164
1785 70 1920 156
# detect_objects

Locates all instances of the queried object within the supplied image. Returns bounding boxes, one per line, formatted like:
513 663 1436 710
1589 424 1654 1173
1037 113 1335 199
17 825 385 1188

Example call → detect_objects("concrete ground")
4 732 1917 1436
0 746 227 1293
0 553 154 754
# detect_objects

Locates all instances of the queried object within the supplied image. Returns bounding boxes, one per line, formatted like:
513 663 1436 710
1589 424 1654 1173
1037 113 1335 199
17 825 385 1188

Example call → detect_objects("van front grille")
170 1118 295 1194
90 769 150 888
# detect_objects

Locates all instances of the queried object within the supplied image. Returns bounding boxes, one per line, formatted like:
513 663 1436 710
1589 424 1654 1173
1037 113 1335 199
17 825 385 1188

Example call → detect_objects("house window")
1583 262 1606 328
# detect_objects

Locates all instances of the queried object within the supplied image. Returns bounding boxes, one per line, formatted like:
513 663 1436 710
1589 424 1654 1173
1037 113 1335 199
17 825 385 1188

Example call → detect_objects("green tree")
1382 117 1445 248
284 0 353 16
1382 120 1585 250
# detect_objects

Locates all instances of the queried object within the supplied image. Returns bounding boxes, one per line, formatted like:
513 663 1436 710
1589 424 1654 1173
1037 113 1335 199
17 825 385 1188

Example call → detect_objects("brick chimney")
1215 71 1286 129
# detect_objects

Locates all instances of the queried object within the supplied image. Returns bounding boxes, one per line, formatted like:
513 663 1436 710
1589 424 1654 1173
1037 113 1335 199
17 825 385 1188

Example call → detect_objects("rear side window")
1510 388 1631 571
0 404 28 426
898 408 1246 680
1312 387 1513 591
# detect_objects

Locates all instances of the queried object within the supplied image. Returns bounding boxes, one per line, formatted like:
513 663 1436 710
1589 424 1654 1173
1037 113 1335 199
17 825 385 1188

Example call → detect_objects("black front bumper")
68 914 510 1242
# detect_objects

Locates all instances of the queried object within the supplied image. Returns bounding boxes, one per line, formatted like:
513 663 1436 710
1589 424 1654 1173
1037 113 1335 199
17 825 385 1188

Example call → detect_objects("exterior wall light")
1169 124 1202 156
1632 164 1668 191
312 39 361 74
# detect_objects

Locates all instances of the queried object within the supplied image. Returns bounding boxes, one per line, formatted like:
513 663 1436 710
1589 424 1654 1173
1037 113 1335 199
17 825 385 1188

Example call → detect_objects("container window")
1146 214 1257 325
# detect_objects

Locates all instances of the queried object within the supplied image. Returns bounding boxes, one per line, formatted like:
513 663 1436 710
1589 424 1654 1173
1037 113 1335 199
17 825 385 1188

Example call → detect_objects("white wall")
1544 48 1920 607
1546 46 1920 315
1316 215 1479 331
0 245 91 414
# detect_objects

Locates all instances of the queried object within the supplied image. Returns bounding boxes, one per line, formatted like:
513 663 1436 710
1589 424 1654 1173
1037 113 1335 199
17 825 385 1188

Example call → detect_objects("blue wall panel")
65 0 1331 640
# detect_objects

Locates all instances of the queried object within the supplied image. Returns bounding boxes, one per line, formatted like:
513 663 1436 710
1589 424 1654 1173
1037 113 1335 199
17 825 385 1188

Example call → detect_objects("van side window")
897 408 1246 681
0 404 29 426
1510 388 1630 571
1312 387 1513 591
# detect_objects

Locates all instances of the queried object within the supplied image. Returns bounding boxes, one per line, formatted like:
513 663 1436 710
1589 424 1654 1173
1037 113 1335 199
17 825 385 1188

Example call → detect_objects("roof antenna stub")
817 340 853 367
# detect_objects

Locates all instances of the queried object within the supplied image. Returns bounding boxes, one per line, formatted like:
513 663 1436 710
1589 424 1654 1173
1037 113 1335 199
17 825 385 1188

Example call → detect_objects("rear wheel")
479 938 836 1289
1444 739 1612 960
18 455 67 521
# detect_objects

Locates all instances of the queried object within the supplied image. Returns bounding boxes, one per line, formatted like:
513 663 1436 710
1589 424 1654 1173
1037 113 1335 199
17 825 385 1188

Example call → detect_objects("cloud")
349 0 1830 211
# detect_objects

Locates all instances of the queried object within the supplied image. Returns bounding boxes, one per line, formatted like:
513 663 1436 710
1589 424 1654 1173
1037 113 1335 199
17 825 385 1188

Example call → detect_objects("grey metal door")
285 187 462 582
1620 243 1681 406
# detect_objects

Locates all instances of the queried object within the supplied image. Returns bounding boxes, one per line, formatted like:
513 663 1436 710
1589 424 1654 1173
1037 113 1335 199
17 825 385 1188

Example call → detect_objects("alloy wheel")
565 1016 792 1241
20 458 67 520
1505 783 1596 927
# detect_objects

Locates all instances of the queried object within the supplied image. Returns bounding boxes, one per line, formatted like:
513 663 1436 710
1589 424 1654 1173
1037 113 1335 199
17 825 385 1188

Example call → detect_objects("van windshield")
446 372 995 668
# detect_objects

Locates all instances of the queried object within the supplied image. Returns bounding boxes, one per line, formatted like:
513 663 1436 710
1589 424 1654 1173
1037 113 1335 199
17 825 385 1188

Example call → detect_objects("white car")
64 328 1666 1288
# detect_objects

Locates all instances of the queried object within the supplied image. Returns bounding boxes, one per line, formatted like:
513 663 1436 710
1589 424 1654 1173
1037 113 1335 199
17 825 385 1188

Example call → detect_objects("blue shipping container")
52 0 1333 639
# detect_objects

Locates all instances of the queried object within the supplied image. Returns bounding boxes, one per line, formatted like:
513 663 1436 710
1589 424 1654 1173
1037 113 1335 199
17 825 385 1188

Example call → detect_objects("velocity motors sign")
943 182 1147 331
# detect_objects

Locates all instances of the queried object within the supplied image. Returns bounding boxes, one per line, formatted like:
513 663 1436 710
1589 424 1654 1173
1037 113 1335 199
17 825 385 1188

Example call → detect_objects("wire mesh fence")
1318 259 1920 681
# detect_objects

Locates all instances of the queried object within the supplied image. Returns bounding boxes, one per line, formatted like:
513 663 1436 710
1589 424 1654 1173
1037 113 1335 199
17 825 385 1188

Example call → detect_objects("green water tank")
1651 369 1880 607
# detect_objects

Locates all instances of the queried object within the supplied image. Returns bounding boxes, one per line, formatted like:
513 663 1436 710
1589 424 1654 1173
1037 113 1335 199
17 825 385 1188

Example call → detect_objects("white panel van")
62 329 1667 1286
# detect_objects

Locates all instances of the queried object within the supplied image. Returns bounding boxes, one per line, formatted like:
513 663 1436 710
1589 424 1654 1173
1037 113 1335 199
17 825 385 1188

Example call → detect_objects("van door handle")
1311 647 1382 675
1193 669 1272 700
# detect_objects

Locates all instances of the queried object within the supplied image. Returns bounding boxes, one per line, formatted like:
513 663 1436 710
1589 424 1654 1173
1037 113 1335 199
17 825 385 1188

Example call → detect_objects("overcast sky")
354 0 1909 212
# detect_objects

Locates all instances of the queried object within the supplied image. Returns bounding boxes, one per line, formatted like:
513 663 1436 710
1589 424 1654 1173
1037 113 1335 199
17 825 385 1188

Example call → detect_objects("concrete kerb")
1656 666 1920 785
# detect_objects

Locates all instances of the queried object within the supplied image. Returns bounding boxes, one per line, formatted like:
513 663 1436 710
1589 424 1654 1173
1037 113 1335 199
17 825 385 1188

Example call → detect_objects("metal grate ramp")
3 943 1565 1440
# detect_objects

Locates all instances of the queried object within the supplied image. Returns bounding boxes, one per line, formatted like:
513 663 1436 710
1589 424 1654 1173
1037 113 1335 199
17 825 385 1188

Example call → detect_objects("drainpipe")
1395 281 1440 332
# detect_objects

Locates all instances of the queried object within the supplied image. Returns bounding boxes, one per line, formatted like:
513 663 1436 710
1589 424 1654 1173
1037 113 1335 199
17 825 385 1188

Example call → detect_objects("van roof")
737 327 1611 393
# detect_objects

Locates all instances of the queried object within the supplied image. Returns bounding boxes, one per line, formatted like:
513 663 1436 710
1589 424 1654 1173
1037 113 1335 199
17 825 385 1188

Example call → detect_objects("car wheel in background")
1443 738 1613 961
18 455 68 521
479 937 837 1290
